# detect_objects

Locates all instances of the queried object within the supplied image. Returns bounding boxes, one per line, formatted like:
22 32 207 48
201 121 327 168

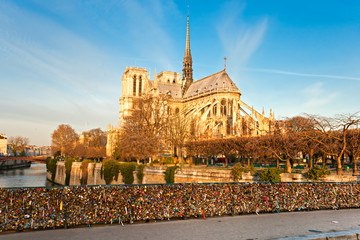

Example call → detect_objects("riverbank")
0 160 31 171
0 163 55 188
48 161 359 186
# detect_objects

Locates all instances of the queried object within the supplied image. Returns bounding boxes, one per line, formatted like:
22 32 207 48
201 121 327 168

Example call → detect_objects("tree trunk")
180 156 184 169
309 149 314 168
353 155 358 175
331 156 336 168
290 158 294 168
247 157 250 169
336 155 343 175
276 159 279 169
341 156 345 168
322 154 326 167
286 158 291 173
180 147 184 169
225 156 228 168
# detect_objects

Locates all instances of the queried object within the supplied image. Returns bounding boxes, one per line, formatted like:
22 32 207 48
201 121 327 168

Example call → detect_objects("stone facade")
106 14 276 157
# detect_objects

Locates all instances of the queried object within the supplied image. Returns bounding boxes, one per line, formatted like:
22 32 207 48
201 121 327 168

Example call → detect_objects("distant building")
25 145 52 157
0 134 8 156
79 131 92 146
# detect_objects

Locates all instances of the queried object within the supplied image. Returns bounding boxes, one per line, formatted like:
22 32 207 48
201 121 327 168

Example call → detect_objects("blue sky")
1 0 360 146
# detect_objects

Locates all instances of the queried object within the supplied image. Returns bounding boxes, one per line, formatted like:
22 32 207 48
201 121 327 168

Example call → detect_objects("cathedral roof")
183 70 239 98
157 83 182 99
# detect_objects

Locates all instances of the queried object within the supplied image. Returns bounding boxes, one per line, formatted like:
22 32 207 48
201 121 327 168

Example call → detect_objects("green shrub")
46 157 58 182
244 163 256 175
231 163 244 181
306 166 330 180
164 166 178 183
101 159 121 185
65 158 75 185
259 168 282 182
119 162 137 184
136 164 146 184
164 157 174 165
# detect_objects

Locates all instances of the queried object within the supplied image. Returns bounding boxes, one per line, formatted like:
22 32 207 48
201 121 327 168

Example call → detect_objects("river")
0 162 55 188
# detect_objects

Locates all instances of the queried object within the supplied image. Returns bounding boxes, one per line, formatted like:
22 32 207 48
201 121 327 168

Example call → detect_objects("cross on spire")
224 57 227 71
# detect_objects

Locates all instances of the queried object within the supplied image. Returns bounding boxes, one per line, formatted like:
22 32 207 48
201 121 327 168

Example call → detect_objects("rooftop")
183 70 240 98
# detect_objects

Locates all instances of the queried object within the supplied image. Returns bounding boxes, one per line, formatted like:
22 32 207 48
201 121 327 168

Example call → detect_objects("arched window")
213 104 217 116
133 75 137 96
175 108 180 114
173 79 176 83
221 99 227 116
138 76 142 96
167 79 170 83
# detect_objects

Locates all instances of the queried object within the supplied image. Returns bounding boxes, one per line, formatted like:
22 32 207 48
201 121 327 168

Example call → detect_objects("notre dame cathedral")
106 14 275 157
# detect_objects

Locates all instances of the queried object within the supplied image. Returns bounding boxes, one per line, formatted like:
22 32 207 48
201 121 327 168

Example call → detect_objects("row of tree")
51 125 107 160
185 114 360 175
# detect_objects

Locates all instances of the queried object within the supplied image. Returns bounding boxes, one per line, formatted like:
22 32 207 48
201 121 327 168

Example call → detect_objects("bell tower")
181 11 193 96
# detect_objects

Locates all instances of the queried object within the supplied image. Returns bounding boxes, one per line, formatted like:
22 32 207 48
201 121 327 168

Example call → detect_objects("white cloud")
120 0 180 71
248 68 360 81
0 2 122 145
216 1 268 79
302 82 340 109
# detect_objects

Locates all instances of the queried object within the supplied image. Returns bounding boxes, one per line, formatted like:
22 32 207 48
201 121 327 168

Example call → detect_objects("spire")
182 7 193 96
185 12 191 56
154 68 158 88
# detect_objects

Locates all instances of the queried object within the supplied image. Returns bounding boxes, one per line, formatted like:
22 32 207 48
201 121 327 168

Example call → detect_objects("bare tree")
197 139 219 166
286 116 320 168
261 132 302 173
51 124 78 157
86 146 106 161
307 113 360 175
347 129 360 175
8 136 29 156
216 138 236 167
167 109 192 167
73 143 87 159
119 94 169 163
84 128 107 148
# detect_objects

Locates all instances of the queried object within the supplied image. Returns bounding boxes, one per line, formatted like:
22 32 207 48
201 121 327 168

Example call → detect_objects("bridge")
0 156 47 164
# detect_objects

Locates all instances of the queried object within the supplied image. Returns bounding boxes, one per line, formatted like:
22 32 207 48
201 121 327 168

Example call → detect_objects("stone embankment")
0 160 31 170
48 162 358 186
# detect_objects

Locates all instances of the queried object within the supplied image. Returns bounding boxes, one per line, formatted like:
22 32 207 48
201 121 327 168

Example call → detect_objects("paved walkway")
1 209 360 240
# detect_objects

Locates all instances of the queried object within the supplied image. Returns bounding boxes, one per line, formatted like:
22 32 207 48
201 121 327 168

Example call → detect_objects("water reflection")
0 162 55 188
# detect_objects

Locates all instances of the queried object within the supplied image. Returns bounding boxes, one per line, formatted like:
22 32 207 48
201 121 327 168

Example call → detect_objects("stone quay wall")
47 162 358 186
0 160 31 170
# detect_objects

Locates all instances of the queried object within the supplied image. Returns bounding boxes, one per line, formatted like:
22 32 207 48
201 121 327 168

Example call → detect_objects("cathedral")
106 14 275 157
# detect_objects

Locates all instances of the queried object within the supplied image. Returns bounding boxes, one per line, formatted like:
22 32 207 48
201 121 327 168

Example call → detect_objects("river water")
0 162 55 188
